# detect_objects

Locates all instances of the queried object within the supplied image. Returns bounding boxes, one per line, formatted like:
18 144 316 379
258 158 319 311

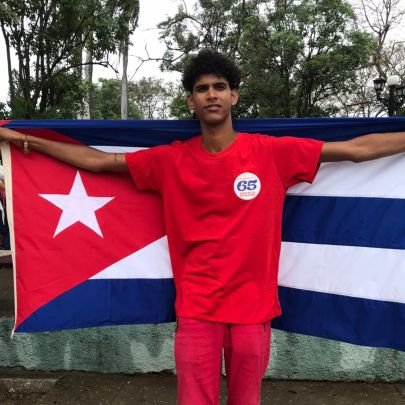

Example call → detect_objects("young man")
1 49 405 405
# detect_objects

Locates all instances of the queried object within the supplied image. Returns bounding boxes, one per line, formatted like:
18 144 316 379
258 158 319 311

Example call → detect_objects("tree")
132 78 174 119
80 0 140 119
0 0 129 119
158 0 376 118
238 0 376 117
92 78 142 119
114 0 140 119
169 89 194 119
348 0 405 116
328 0 405 117
356 0 405 78
321 67 377 117
92 77 175 120
0 102 10 120
158 0 263 72
98 0 140 119
0 3 17 104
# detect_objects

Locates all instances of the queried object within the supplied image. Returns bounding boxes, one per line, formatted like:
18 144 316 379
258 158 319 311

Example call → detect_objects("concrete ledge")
0 377 57 393
2 316 405 381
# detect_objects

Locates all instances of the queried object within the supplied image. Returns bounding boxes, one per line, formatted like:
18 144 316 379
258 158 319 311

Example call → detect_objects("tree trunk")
1 25 15 102
121 38 129 119
81 47 93 119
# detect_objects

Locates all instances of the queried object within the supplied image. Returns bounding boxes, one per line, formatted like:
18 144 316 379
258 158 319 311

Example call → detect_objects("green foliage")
0 102 10 119
92 79 142 119
159 0 377 118
92 77 176 120
0 3 17 22
0 0 139 119
131 78 173 119
159 0 262 72
107 0 140 48
169 90 194 120
239 0 377 117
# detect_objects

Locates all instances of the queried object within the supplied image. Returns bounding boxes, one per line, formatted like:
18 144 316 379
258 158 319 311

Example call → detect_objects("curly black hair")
182 49 241 92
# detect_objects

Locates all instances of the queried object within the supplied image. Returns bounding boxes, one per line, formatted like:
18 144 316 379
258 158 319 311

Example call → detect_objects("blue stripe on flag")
273 287 405 351
16 279 176 332
5 117 405 146
283 196 405 249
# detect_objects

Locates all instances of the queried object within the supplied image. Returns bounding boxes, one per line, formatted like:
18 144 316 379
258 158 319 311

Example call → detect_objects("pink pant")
174 317 271 405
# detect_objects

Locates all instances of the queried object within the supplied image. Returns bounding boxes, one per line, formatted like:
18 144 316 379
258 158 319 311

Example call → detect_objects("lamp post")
373 75 405 116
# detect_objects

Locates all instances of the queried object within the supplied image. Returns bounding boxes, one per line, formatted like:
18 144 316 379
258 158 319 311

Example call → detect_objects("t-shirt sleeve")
125 145 171 192
272 136 324 189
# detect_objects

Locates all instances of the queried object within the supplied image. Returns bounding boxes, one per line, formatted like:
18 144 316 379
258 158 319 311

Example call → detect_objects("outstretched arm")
0 127 128 172
320 132 405 163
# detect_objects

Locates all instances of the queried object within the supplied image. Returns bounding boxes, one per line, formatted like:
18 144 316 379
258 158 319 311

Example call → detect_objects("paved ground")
0 369 404 405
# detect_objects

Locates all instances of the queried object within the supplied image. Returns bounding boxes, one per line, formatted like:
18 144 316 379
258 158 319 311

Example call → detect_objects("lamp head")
373 77 386 92
395 85 405 98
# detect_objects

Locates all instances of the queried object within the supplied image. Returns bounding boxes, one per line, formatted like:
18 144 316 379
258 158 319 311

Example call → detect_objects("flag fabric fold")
1 118 405 352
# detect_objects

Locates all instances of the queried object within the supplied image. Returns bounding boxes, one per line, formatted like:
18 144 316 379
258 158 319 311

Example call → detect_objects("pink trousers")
174 317 271 405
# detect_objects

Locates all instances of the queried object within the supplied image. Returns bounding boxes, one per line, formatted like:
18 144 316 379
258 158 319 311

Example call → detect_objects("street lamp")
373 75 405 116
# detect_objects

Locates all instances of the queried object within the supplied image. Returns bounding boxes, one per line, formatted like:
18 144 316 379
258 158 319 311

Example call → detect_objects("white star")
39 172 114 237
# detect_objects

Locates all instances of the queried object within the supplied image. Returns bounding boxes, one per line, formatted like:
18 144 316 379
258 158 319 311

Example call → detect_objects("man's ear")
187 94 195 111
231 89 239 106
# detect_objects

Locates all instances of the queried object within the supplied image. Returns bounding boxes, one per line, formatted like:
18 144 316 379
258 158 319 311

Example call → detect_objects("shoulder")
126 135 199 164
171 135 200 149
272 135 323 150
238 132 274 146
237 133 322 152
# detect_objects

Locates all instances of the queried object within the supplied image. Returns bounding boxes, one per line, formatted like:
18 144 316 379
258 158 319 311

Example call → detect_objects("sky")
93 0 181 83
0 0 404 105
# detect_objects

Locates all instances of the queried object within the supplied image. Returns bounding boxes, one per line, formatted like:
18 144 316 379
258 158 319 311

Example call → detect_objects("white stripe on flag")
289 154 405 199
91 236 173 279
91 146 146 153
279 241 405 304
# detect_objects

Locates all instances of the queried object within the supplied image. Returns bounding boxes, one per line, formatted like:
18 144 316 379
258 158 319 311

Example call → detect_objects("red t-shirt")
126 133 323 324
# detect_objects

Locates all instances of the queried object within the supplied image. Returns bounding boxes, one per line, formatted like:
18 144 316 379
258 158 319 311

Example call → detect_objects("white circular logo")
233 172 261 200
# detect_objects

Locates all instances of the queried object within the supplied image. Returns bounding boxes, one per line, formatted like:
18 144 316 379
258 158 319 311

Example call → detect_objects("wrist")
20 134 30 154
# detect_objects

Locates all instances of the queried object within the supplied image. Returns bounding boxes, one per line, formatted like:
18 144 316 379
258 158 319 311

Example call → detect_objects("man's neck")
201 122 237 153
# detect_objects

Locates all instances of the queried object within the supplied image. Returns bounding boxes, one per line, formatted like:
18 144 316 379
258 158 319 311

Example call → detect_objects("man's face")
187 74 239 126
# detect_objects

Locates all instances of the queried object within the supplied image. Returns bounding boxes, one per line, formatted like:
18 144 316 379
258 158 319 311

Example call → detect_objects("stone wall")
1 265 404 381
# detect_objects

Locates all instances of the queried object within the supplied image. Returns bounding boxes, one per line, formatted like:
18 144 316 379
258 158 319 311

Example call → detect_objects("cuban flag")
1 118 405 352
